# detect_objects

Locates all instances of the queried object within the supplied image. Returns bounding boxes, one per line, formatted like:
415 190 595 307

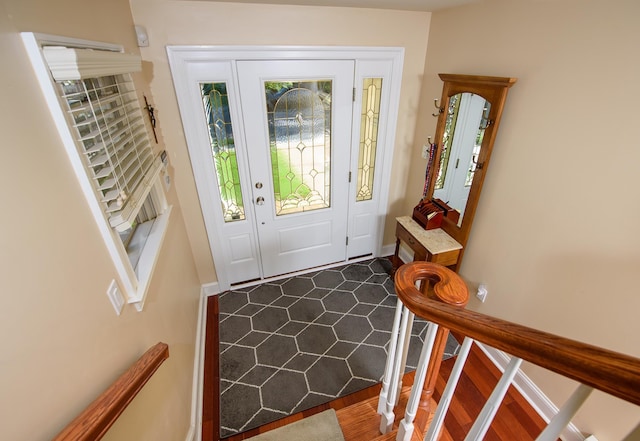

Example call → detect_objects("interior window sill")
128 205 173 312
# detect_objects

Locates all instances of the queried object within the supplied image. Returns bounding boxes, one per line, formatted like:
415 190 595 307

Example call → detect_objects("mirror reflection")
433 92 491 226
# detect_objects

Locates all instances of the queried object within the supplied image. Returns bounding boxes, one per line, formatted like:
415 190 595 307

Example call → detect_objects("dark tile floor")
218 258 459 437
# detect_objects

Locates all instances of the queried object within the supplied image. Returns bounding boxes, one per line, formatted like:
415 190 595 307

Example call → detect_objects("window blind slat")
78 126 104 142
88 152 110 168
83 142 105 155
94 165 113 179
119 153 151 192
108 156 163 230
101 188 121 204
97 177 116 191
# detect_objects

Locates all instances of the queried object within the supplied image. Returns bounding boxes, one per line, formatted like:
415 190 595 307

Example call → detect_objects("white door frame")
167 46 404 291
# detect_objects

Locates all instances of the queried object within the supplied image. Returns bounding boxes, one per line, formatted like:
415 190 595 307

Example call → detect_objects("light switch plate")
134 25 149 47
107 279 125 315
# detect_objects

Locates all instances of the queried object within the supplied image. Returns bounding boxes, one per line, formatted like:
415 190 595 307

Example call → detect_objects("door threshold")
229 254 374 291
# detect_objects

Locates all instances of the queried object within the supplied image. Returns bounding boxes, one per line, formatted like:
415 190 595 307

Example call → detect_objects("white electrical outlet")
106 279 125 315
476 283 488 303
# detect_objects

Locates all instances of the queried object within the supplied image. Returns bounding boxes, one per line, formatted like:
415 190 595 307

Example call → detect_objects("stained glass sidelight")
200 82 245 222
435 93 461 190
265 80 332 215
356 78 382 202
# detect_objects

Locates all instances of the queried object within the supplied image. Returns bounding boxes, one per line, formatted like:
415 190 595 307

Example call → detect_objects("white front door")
167 47 404 290
237 60 354 277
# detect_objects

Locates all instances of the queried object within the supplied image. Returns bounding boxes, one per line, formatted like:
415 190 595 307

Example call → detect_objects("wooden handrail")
395 262 640 407
53 342 170 441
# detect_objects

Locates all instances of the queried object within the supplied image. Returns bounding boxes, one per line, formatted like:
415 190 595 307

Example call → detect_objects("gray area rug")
245 409 344 441
218 258 459 438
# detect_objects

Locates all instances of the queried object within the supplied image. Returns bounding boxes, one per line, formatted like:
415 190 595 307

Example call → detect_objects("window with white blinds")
56 74 162 232
22 33 171 311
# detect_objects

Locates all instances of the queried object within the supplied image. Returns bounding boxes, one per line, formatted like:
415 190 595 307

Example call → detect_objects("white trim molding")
186 282 221 441
185 282 219 441
22 32 171 311
42 46 141 81
202 281 221 297
167 45 404 292
476 342 586 441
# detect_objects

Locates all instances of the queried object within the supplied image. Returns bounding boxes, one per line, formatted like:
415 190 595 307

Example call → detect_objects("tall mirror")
426 74 517 248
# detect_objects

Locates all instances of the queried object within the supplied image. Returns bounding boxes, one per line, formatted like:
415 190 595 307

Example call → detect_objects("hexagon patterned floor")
218 258 460 437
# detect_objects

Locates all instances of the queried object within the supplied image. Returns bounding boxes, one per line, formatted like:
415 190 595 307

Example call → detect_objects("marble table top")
396 216 463 254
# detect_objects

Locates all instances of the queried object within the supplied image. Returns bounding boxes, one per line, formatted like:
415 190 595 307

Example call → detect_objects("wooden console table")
392 216 463 273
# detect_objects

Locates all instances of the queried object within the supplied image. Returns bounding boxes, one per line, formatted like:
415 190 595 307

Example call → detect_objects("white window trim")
21 32 171 311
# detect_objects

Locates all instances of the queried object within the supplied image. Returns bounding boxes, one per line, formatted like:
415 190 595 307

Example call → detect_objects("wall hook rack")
432 98 444 117
479 118 494 129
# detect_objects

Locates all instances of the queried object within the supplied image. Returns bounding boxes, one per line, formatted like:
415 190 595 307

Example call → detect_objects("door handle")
256 196 265 205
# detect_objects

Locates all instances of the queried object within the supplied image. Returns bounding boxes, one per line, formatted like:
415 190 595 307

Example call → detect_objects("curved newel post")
394 262 468 438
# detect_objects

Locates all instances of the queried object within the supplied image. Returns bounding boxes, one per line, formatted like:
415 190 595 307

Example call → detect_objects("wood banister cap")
394 261 469 307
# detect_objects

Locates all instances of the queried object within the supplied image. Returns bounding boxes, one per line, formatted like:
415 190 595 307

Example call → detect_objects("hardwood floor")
202 293 220 441
203 295 549 441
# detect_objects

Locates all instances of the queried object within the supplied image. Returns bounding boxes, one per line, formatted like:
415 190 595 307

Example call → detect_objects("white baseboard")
202 281 221 297
186 282 221 441
381 243 396 258
476 342 586 441
185 425 196 441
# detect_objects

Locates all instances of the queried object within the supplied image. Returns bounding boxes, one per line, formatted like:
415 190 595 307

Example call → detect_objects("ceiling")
193 0 481 12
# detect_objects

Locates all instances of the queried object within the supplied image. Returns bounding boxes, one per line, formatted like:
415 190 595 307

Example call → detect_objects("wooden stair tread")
335 383 429 441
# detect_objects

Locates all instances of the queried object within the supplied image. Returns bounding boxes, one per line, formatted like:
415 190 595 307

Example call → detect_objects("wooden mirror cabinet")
393 74 517 272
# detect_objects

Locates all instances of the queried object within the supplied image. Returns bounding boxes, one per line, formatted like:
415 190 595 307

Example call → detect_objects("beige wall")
128 0 432 283
416 0 640 438
0 1 201 440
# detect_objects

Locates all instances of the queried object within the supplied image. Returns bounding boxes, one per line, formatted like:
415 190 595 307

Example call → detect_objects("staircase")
335 376 429 441
333 342 552 441
369 261 640 441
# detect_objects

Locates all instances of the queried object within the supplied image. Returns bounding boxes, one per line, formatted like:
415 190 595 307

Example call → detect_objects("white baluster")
396 322 440 441
378 298 405 414
464 356 523 441
380 305 412 434
424 336 474 441
535 384 593 441
395 312 415 404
